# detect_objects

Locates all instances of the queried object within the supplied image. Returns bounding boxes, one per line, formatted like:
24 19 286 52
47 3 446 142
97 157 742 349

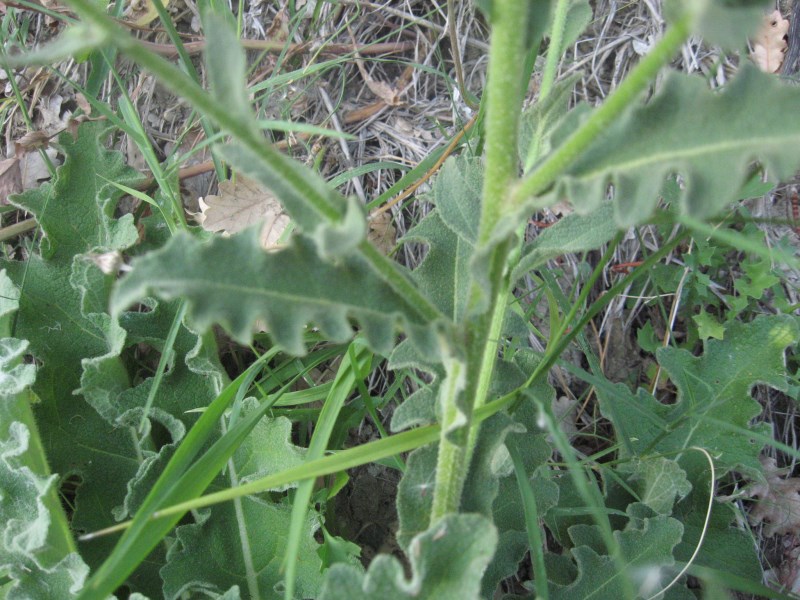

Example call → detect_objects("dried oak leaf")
751 10 789 73
748 456 800 537
196 174 290 250
367 210 396 255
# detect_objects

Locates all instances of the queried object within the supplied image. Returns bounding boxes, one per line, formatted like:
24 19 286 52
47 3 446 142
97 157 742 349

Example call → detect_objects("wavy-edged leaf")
548 65 800 225
616 458 692 517
0 275 90 597
160 412 325 600
319 514 497 600
550 505 684 599
597 315 798 477
9 121 141 261
112 229 437 356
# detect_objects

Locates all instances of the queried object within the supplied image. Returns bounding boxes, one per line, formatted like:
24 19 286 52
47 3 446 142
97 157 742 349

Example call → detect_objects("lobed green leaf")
112 229 437 356
548 65 800 225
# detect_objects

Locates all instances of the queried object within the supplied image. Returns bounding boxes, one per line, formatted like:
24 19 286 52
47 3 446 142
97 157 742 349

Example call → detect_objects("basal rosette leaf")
9 121 141 261
672 454 762 585
549 505 685 600
160 406 325 598
0 335 93 599
616 458 692 517
1 122 177 595
112 229 437 357
161 487 324 599
548 65 800 226
318 514 497 600
81 299 225 523
597 315 797 477
4 552 90 600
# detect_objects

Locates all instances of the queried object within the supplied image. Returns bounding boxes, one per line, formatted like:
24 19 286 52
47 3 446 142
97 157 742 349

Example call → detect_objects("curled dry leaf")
367 209 397 255
747 456 800 537
751 10 789 73
14 130 53 155
196 174 290 250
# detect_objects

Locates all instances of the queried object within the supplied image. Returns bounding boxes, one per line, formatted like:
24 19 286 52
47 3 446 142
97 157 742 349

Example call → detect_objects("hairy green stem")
431 0 527 522
512 12 693 204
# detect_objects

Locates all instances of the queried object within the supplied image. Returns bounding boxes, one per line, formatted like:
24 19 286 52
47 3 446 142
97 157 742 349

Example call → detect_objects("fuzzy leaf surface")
548 65 800 225
112 229 435 356
1 125 151 585
666 0 768 48
617 458 692 516
512 203 618 281
318 514 497 600
9 122 140 260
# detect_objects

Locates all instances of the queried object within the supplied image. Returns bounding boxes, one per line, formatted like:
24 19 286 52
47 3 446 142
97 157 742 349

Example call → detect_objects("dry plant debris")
751 9 790 73
367 209 397 255
748 456 800 537
196 174 289 250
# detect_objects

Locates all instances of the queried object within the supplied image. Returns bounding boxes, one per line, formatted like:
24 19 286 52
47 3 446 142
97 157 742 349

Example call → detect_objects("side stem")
512 12 692 203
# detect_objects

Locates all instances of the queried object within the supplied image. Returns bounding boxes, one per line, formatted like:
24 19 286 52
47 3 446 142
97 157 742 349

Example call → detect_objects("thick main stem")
430 0 527 522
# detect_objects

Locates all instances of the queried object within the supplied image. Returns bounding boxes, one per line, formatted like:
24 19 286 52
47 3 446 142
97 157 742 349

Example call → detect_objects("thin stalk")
447 0 478 109
523 0 569 172
431 0 528 522
539 0 570 102
512 12 693 204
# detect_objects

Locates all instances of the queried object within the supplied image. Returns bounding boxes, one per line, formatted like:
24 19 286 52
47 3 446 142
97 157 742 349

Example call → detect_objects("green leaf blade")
112 230 434 356
553 66 800 225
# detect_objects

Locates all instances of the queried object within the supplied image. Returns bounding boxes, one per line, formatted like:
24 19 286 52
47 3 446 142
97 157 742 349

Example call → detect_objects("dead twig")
140 39 416 59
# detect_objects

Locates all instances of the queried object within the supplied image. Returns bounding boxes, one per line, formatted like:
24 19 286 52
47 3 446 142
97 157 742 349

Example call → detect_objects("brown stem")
140 39 416 59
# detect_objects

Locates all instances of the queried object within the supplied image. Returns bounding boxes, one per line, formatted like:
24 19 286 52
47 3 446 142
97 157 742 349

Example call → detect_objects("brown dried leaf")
747 456 800 536
750 10 789 73
14 130 52 155
197 174 289 250
0 158 22 205
367 210 396 255
355 57 404 106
